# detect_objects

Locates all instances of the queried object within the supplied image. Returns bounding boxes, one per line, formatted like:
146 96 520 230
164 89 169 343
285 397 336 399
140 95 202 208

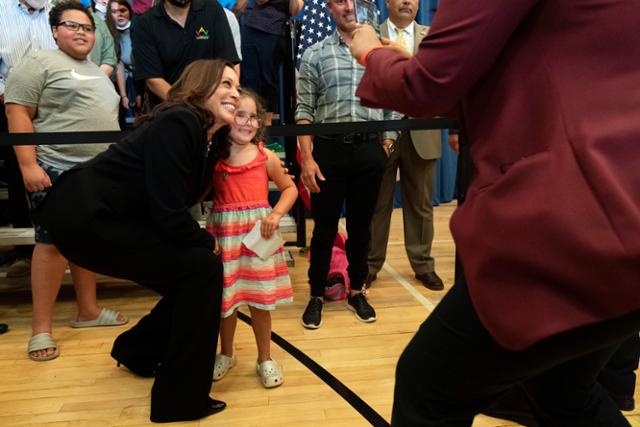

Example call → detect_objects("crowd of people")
1 0 639 425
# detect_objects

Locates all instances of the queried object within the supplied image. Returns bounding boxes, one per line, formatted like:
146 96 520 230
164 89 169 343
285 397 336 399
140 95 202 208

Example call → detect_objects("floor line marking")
381 262 436 312
338 222 436 312
237 311 390 427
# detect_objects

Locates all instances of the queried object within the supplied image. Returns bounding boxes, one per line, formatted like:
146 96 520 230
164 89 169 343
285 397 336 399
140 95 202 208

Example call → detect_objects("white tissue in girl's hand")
242 220 285 260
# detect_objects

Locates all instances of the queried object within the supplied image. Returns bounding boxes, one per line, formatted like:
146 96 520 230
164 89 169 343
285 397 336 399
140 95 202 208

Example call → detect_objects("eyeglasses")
57 21 96 33
234 112 262 128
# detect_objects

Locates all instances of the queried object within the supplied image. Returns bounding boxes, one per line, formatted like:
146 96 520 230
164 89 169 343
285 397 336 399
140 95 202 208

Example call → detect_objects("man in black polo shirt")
134 0 239 106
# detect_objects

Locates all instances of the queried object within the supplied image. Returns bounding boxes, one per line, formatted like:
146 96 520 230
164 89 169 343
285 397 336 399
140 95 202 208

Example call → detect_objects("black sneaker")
347 293 376 323
301 298 323 329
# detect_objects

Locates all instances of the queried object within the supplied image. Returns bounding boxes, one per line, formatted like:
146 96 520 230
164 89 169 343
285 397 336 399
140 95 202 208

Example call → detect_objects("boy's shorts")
28 163 65 244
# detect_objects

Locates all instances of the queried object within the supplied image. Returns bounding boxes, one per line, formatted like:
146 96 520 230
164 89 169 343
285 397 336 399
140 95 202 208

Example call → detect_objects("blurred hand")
233 0 248 16
213 239 221 255
350 24 382 63
20 163 51 193
278 159 295 180
121 96 129 109
382 139 395 157
261 212 281 239
301 157 325 193
380 37 411 58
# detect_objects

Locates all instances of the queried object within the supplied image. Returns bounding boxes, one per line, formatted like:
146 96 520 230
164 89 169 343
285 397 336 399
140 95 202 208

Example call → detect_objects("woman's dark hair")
105 0 133 61
212 88 267 160
49 1 95 29
136 59 235 131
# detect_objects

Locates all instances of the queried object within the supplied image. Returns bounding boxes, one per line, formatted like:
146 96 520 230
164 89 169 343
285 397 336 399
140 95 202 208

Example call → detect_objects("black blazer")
34 107 215 250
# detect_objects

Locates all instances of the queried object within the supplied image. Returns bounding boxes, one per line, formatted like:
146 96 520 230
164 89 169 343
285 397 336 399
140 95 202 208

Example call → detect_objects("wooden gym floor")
0 203 638 426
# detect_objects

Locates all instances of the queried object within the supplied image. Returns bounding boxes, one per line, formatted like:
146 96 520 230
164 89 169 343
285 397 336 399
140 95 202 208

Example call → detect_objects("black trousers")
486 332 640 426
50 222 223 423
308 138 386 296
392 275 640 427
598 333 640 400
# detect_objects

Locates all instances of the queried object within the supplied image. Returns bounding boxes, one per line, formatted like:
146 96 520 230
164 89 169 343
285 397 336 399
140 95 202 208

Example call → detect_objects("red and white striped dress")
205 144 293 318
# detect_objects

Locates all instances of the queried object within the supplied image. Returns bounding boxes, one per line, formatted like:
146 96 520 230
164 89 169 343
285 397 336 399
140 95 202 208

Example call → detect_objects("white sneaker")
256 359 284 388
213 353 236 381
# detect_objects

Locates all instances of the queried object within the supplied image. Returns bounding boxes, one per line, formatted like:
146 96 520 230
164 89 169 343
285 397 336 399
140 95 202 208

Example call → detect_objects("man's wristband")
359 46 383 67
382 140 395 153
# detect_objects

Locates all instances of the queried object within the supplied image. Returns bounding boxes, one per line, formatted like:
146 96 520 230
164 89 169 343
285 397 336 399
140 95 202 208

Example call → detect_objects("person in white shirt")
0 0 57 278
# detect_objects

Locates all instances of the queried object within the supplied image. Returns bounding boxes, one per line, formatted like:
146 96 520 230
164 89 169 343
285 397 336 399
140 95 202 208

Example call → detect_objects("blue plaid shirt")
295 32 398 141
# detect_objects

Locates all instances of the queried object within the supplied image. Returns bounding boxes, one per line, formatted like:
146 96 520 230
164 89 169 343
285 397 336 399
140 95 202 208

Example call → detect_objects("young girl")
206 90 297 388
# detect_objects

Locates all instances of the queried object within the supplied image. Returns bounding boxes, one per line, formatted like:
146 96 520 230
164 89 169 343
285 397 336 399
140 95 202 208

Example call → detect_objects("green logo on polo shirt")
195 26 210 40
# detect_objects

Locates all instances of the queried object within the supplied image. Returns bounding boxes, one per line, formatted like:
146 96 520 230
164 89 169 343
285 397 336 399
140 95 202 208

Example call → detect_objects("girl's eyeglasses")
234 112 263 128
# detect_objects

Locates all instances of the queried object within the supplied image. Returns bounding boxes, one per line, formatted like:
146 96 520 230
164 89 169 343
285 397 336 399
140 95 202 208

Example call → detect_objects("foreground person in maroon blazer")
351 1 640 425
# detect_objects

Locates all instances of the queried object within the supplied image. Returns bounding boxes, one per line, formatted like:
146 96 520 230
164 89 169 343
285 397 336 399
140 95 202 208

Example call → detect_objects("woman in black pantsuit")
32 59 241 423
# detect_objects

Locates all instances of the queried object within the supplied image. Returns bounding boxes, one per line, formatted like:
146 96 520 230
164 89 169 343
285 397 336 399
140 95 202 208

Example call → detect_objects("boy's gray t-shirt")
5 48 119 170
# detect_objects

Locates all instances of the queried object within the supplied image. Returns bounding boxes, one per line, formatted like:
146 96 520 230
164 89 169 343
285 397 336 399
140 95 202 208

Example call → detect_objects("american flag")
294 0 335 209
296 0 335 64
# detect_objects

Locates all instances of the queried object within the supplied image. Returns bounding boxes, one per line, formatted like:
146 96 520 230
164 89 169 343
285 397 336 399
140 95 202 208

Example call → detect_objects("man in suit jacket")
366 0 444 291
351 0 640 425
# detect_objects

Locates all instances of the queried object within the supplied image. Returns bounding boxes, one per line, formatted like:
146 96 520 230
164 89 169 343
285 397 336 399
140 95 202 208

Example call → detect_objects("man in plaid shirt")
296 0 397 329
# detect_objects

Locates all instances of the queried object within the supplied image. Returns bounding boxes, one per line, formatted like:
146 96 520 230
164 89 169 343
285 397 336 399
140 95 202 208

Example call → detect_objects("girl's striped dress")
206 144 293 317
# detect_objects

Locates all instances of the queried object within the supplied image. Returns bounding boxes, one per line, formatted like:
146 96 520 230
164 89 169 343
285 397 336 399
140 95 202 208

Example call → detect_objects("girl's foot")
256 359 284 388
213 353 236 381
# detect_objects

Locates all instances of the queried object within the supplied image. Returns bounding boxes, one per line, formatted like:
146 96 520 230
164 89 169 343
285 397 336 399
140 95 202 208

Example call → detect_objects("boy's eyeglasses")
57 21 96 33
234 112 262 128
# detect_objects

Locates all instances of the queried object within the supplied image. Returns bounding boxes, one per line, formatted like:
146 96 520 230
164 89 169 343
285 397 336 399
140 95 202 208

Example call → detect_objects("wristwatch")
385 141 395 153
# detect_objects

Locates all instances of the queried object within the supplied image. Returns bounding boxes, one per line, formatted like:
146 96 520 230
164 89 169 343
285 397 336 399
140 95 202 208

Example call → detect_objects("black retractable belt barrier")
0 118 454 146
0 130 126 146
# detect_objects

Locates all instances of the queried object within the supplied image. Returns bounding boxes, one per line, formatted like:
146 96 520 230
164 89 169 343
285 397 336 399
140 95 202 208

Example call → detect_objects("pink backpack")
323 232 350 300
